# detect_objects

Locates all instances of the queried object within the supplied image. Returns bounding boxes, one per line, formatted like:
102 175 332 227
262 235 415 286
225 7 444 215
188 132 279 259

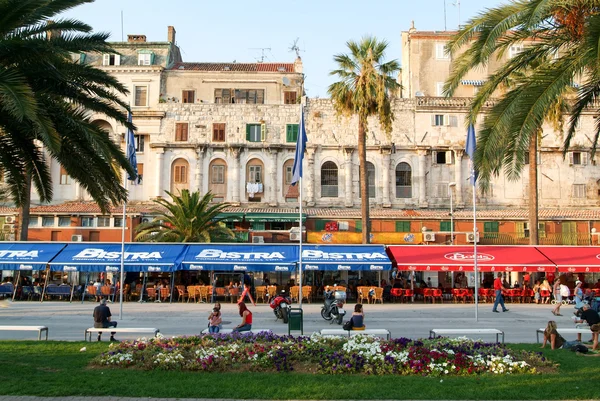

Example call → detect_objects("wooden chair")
100 285 113 301
215 287 226 301
356 287 368 304
177 286 188 303
255 286 267 303
372 288 384 304
86 285 96 301
160 288 170 302
289 286 299 302
228 287 239 303
301 286 312 303
198 286 210 303
187 286 197 303
432 288 443 303
267 285 277 299
146 287 156 302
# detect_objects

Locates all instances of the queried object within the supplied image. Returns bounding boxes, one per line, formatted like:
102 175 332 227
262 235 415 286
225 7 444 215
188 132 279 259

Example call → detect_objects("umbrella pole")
11 271 21 302
169 272 175 303
41 268 50 303
139 272 146 303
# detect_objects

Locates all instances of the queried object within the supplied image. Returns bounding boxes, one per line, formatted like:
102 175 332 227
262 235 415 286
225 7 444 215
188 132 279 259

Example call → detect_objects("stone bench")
0 325 48 340
319 328 391 340
536 327 593 343
430 328 505 343
84 327 159 342
200 328 270 335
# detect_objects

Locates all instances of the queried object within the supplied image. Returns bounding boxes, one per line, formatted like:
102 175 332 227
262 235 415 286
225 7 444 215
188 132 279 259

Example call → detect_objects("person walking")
492 272 509 313
93 299 117 342
552 277 564 316
574 303 600 351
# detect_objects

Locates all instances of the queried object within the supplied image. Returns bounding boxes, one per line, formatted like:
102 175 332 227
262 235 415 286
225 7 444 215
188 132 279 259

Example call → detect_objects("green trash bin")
288 307 303 335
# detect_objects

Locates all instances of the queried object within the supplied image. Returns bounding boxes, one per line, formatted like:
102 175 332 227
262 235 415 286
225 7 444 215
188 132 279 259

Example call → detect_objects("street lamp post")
449 182 456 245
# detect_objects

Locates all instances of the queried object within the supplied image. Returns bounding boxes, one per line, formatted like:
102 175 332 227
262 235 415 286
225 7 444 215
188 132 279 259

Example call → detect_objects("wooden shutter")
150 52 155 65
284 91 297 104
260 123 266 141
213 123 225 141
102 54 110 65
246 125 251 141
114 54 120 66
175 123 188 141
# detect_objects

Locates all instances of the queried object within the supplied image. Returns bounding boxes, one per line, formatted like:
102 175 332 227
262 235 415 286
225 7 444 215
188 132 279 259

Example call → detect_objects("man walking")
492 272 509 313
93 299 118 341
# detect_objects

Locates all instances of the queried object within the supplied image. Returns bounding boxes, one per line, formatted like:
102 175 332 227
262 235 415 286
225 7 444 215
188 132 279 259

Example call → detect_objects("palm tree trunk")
528 135 539 245
19 172 32 241
358 119 370 244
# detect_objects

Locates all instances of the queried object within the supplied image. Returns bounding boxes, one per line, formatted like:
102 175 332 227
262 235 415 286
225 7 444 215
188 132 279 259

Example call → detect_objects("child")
208 306 222 333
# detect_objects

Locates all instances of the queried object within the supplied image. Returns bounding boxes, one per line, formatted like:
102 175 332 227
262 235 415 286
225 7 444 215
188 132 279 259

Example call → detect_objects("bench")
536 327 593 343
200 328 270 335
0 325 48 340
84 327 160 342
319 329 391 340
430 328 505 343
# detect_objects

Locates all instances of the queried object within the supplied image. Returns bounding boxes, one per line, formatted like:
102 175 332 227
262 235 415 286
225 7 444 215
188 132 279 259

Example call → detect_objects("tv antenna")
289 38 304 58
250 47 271 62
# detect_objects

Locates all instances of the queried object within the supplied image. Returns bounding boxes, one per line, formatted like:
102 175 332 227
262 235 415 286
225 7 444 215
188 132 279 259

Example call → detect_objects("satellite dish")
282 77 290 86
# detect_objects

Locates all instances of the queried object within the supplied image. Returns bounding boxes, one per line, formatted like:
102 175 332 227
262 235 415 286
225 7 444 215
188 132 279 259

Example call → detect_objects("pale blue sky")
62 0 504 97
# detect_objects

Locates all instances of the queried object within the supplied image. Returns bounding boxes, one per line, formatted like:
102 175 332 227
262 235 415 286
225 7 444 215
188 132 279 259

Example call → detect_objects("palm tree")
444 0 597 245
135 190 236 243
0 0 135 240
328 36 400 244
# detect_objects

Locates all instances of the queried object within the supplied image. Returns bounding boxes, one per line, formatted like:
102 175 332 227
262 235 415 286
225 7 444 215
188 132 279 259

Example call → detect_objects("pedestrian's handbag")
343 319 353 331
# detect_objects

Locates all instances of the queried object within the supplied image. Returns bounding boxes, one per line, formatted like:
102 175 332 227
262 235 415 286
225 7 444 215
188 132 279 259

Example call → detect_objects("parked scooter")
321 285 346 325
270 290 292 323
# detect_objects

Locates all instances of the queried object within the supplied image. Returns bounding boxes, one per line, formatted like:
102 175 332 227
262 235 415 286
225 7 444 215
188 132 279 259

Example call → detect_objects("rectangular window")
435 43 449 60
182 90 195 104
286 124 299 143
134 135 145 152
28 217 39 227
59 166 70 185
433 151 453 164
212 165 225 184
175 123 188 142
395 221 410 232
102 54 120 66
138 53 152 65
174 165 188 184
213 123 226 142
81 216 95 227
572 184 587 198
234 89 264 104
214 88 232 104
509 45 523 59
432 114 445 126
136 163 144 183
440 221 453 232
248 165 262 183
58 217 71 227
284 91 297 104
134 86 148 107
97 216 110 227
569 151 588 165
436 82 445 97
114 217 123 227
484 221 499 239
42 217 54 227
285 166 293 185
246 124 263 142
252 222 266 231
448 115 458 127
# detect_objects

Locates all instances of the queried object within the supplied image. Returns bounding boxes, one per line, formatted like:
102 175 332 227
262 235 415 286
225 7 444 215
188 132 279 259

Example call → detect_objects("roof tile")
170 62 295 73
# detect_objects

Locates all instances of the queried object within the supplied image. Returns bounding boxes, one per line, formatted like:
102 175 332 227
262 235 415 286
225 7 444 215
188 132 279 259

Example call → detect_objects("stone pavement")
0 298 585 343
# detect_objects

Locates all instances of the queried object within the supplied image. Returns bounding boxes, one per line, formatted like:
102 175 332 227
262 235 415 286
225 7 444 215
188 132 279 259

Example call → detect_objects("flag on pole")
465 123 477 185
126 112 138 181
291 108 308 186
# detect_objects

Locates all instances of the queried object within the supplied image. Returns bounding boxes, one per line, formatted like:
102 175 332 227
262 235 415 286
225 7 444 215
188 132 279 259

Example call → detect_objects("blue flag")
465 124 477 185
126 112 138 181
291 108 308 186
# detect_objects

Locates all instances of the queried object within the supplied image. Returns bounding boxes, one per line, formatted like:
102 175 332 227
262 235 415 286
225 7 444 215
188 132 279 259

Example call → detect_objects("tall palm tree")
135 190 235 243
328 37 400 244
444 0 598 245
0 0 136 239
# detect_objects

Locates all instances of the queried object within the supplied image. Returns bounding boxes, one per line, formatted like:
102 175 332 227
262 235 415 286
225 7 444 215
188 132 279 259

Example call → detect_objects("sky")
61 0 504 98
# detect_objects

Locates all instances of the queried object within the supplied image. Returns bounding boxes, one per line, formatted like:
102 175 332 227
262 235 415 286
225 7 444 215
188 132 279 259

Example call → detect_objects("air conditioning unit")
338 221 349 231
71 234 83 242
141 217 152 224
2 224 13 232
466 232 480 243
5 216 15 224
290 232 301 241
423 232 436 242
252 236 265 243
6 234 15 241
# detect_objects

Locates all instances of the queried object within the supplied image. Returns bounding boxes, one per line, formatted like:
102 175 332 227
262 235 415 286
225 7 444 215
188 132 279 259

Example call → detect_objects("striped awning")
461 80 486 86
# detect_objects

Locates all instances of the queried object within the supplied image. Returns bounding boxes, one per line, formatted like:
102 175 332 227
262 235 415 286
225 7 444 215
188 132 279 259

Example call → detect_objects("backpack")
342 319 353 330
560 285 570 297
570 344 588 353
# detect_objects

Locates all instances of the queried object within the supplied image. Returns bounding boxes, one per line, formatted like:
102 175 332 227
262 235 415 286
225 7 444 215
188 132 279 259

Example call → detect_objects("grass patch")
0 340 598 399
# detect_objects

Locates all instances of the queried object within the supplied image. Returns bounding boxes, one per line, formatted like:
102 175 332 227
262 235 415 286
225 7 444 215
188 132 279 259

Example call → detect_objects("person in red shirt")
492 272 509 313
232 301 252 332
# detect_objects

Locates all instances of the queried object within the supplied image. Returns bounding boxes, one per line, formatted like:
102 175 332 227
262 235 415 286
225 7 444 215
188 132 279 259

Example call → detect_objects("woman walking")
552 277 563 316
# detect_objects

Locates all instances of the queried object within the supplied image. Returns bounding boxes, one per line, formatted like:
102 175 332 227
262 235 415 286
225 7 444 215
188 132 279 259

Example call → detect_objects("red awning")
536 246 600 273
388 245 555 272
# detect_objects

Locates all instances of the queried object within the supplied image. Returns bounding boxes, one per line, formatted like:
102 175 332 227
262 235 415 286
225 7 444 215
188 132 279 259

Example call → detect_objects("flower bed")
93 333 551 375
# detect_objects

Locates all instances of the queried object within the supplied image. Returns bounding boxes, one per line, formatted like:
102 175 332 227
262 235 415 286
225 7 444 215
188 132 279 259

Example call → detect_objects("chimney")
127 34 146 43
168 26 176 44
293 57 303 74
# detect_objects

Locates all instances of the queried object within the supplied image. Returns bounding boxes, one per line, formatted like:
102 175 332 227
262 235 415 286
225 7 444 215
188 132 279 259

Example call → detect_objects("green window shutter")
286 124 299 143
395 221 410 232
79 53 86 64
315 220 326 231
246 125 251 141
516 222 525 239
150 52 155 65
484 221 499 239
440 221 452 232
539 222 546 238
356 221 362 233
252 222 265 231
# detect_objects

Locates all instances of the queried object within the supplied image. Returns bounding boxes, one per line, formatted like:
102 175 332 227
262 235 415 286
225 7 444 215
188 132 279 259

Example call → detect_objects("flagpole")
298 174 303 308
291 104 306 309
472 181 478 322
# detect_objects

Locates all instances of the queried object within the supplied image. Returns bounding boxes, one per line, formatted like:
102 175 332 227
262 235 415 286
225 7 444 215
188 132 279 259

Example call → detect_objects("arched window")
209 159 227 202
170 158 189 193
395 162 412 198
359 162 376 198
321 161 338 197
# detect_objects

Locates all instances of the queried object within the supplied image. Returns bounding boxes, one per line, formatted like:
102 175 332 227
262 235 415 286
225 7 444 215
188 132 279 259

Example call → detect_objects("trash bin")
288 307 303 335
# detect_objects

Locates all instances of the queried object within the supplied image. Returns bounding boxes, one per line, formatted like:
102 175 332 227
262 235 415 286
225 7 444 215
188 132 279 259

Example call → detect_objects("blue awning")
0 242 66 271
301 245 392 271
181 244 298 272
49 243 186 273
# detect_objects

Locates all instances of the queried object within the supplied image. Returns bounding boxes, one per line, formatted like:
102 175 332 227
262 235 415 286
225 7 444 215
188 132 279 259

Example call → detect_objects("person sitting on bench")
350 303 365 330
93 299 118 342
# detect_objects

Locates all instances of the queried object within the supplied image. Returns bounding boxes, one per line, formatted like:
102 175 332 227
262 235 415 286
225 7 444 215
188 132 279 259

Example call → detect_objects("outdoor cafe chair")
301 285 312 303
228 287 239 303
289 286 299 302
372 287 384 304
177 287 188 303
186 286 197 303
255 286 267 303
403 289 414 303
357 287 369 304
423 288 433 303
146 287 157 302
390 288 403 303
160 288 170 302
215 287 226 301
432 288 443 303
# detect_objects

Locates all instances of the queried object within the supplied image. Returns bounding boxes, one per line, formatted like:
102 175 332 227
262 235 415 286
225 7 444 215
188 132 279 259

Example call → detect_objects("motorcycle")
270 290 292 323
321 286 346 325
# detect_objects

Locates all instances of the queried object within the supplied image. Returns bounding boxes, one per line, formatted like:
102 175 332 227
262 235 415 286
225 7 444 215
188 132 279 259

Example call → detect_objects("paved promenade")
0 297 583 342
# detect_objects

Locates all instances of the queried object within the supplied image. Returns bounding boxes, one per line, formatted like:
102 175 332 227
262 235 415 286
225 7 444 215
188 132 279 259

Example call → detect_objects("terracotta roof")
27 202 155 215
170 62 296 73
